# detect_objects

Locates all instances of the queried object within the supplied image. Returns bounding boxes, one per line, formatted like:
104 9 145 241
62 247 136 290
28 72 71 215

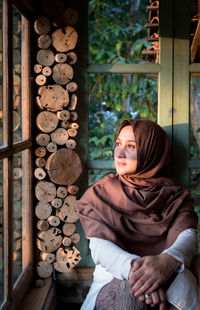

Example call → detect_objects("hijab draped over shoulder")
77 119 198 256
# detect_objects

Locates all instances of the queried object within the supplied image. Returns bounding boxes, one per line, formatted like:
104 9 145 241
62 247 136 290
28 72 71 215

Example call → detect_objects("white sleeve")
89 238 140 280
162 228 198 272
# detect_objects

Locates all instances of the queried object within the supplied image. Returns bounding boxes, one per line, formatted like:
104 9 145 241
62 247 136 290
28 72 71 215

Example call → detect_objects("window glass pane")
0 1 3 146
13 152 22 284
89 73 157 160
190 168 200 250
0 160 4 303
190 76 200 159
89 0 159 64
13 5 22 144
89 169 115 186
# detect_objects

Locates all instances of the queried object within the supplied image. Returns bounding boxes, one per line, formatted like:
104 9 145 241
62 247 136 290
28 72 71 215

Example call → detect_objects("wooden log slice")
64 195 77 208
13 168 22 179
37 85 69 111
13 111 20 132
47 215 60 227
53 261 72 273
50 128 69 145
57 186 68 199
52 63 73 85
67 128 77 138
37 49 54 67
36 261 53 278
41 0 64 16
35 157 46 168
42 66 52 76
35 201 52 219
35 74 46 86
45 148 82 185
69 122 79 129
34 168 46 180
34 16 51 35
62 223 76 236
51 198 62 209
35 181 56 202
68 94 77 110
36 111 59 133
37 219 49 231
13 95 20 109
66 52 77 65
68 185 78 195
56 246 81 268
37 227 62 252
66 82 77 92
57 110 70 121
70 111 78 121
62 237 71 246
14 64 21 74
60 120 70 129
13 75 20 86
71 233 80 244
34 64 43 74
35 146 46 157
38 35 52 49
40 252 55 264
55 53 67 63
36 133 50 146
62 8 79 26
52 26 78 53
56 203 78 224
66 139 76 150
46 142 57 153
14 180 22 202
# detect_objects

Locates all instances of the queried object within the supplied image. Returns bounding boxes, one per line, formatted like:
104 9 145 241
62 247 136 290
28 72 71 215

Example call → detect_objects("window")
77 0 199 266
0 1 32 309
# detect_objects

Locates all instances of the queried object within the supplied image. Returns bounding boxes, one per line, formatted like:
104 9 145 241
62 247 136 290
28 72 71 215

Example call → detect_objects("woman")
77 119 198 310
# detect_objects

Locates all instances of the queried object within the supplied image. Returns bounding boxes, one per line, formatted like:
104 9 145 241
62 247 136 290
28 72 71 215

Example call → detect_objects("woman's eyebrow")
116 138 136 142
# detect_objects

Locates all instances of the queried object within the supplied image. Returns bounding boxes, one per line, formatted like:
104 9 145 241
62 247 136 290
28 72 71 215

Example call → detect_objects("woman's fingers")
130 277 160 296
137 294 145 302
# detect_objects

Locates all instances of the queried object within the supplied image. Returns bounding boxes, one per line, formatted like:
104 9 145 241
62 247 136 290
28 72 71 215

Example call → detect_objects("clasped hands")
128 253 181 310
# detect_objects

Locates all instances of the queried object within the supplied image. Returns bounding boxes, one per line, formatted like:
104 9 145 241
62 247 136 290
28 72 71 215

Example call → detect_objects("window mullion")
3 0 14 302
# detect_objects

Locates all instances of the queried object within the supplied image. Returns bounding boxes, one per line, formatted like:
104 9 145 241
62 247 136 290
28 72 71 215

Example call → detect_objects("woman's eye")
127 144 135 150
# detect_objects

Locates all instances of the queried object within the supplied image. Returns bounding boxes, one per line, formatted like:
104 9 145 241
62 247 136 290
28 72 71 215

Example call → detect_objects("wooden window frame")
0 1 33 309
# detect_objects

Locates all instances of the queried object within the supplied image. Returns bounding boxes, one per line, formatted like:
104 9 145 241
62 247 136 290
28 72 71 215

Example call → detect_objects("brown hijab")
77 119 198 256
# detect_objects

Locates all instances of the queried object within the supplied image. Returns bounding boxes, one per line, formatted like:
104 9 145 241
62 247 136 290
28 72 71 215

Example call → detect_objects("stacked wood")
191 14 200 63
34 7 82 279
142 0 159 63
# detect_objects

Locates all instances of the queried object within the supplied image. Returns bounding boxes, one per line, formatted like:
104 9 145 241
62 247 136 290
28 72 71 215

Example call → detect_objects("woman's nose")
114 148 126 158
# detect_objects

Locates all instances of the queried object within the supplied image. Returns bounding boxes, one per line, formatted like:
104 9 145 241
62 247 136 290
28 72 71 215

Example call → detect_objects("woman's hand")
138 287 167 310
128 254 181 297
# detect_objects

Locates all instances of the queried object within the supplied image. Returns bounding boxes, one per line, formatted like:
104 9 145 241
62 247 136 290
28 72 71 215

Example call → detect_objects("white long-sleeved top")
81 229 198 310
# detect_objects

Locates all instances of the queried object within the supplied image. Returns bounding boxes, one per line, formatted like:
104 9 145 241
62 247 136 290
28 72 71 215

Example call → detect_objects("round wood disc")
13 111 20 131
45 148 82 185
66 52 77 65
55 53 67 63
34 16 51 35
35 181 57 202
36 111 59 133
37 49 54 67
37 227 62 253
38 35 52 49
62 8 79 26
52 26 78 52
50 128 69 145
35 74 46 86
52 63 73 85
37 85 69 111
34 64 43 74
35 201 52 219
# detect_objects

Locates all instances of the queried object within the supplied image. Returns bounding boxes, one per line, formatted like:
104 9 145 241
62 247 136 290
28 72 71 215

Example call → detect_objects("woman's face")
114 125 137 175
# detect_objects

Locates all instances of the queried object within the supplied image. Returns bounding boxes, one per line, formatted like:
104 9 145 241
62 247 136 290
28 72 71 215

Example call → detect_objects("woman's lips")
116 162 126 167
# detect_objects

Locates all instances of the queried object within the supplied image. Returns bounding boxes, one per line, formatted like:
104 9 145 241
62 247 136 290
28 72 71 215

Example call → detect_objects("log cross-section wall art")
33 3 82 280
